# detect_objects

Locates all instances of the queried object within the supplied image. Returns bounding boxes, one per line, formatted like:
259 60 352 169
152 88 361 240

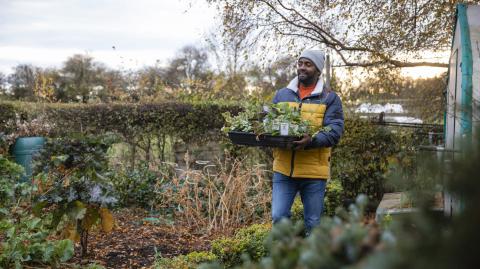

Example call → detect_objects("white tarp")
355 103 404 113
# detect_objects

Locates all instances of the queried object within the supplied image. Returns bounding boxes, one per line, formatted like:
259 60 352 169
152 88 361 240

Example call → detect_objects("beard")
298 72 318 86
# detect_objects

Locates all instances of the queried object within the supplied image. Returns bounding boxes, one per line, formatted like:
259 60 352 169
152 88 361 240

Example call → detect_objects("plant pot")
12 136 45 181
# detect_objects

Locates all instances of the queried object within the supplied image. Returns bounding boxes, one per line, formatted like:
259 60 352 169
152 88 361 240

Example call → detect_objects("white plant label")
280 122 289 136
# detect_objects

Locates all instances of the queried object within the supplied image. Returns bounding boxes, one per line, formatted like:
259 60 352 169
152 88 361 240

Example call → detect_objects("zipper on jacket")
288 87 328 177
289 101 304 177
289 150 296 177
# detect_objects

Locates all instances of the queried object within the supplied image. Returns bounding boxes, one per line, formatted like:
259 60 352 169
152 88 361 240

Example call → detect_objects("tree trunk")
145 135 151 164
79 221 88 257
157 133 166 163
130 137 136 169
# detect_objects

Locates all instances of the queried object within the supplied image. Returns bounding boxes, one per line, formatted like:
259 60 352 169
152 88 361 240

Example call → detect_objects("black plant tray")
227 131 302 149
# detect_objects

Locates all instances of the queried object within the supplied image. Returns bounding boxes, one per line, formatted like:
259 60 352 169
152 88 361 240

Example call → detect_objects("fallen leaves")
67 208 215 269
99 207 114 233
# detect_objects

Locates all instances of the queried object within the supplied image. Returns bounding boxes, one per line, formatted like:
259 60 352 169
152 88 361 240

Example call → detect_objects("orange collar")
299 83 316 99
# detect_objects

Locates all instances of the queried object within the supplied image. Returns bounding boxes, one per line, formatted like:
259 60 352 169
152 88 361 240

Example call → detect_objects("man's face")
297 57 320 85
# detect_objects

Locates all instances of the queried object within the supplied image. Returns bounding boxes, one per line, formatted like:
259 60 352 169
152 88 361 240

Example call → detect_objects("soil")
67 208 215 269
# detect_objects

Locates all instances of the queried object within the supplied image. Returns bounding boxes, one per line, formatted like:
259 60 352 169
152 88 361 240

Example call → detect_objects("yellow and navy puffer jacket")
272 77 344 179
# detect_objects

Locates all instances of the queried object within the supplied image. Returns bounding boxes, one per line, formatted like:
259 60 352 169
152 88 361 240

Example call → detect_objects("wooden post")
325 53 331 88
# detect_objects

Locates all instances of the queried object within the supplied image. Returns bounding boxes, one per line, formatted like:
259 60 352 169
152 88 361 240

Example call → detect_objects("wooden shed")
444 3 480 216
376 4 480 221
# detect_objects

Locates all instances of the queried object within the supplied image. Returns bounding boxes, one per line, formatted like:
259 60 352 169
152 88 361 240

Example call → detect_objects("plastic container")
12 136 45 181
227 131 259 146
228 131 301 149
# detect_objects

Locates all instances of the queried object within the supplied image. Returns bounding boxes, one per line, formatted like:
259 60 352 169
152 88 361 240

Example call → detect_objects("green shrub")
109 161 169 209
332 118 399 204
0 155 24 210
211 238 243 268
32 134 119 256
0 102 16 135
211 224 270 268
324 179 343 216
154 251 217 269
200 195 380 269
0 154 75 268
263 195 380 269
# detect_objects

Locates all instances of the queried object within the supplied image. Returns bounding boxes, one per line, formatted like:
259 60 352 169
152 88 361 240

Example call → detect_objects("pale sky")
0 0 449 80
0 0 216 74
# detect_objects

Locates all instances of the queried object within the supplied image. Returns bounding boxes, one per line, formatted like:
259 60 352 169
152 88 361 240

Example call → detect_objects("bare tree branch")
208 0 468 68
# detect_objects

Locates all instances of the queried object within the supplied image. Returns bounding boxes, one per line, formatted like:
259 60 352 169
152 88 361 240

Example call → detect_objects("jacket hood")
286 75 324 96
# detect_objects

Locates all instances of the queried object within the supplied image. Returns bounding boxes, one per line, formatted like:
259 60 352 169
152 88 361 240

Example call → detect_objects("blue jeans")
272 172 327 232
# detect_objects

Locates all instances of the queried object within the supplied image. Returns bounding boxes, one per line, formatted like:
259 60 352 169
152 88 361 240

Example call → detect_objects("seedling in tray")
222 103 314 148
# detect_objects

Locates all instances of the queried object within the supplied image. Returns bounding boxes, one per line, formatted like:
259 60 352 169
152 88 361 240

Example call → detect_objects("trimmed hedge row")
0 101 241 143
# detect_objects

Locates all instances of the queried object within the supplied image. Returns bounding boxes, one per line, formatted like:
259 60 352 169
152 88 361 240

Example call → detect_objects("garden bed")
67 208 215 269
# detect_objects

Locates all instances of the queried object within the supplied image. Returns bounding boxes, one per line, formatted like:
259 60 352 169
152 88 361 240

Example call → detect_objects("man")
271 49 344 233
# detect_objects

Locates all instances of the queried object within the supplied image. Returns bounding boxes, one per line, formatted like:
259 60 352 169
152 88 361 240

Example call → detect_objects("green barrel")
12 136 45 181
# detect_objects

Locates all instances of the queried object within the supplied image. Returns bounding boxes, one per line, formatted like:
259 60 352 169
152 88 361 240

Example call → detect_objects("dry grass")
156 153 272 233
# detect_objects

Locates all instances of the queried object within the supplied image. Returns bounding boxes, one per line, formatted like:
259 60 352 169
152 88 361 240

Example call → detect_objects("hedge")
0 101 241 143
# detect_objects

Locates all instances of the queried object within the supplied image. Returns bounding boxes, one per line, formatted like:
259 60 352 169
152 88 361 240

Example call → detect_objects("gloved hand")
293 134 312 150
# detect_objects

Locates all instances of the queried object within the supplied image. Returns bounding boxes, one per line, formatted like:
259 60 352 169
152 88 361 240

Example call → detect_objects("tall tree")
8 64 37 100
33 68 60 102
97 69 127 102
59 54 104 102
206 24 252 77
246 56 296 99
206 0 480 68
165 45 210 90
0 72 7 96
137 66 167 99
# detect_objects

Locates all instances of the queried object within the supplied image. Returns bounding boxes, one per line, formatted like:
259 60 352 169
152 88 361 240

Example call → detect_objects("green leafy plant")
221 102 260 133
0 216 74 269
323 179 344 216
222 102 311 136
32 134 119 257
0 155 24 211
109 161 173 210
0 154 75 268
211 223 270 268
262 103 311 136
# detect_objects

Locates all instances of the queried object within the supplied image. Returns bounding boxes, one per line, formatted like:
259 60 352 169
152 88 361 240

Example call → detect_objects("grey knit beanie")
299 49 325 72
